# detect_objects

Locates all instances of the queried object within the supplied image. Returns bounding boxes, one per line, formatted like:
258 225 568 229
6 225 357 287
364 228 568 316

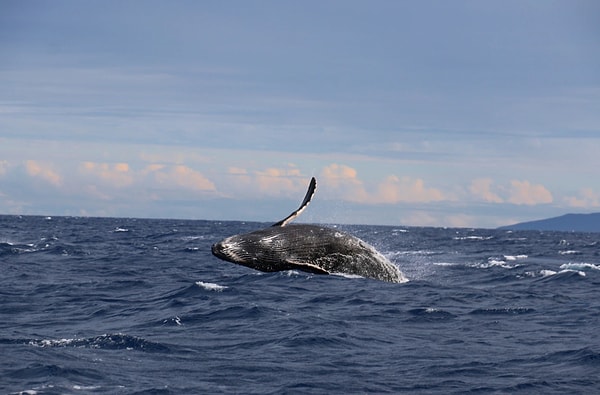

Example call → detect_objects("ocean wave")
27 333 170 352
559 263 600 271
469 307 535 315
504 254 528 261
195 281 228 292
0 241 37 255
2 216 599 394
539 269 586 278
162 316 183 326
388 250 438 257
453 235 494 241
181 235 206 241
407 307 456 322
430 256 524 271
559 250 581 255
183 305 269 324
483 258 517 269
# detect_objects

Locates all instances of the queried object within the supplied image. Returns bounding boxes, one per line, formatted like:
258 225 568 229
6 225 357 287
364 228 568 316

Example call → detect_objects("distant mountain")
498 213 600 233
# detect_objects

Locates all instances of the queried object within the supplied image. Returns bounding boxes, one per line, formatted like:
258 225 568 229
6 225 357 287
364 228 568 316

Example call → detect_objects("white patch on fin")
288 260 329 275
272 177 317 227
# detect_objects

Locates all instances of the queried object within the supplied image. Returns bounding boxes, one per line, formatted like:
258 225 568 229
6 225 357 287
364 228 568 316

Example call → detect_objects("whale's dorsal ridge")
272 177 317 227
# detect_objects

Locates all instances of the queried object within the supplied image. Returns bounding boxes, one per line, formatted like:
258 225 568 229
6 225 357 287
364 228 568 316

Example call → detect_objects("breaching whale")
211 177 407 283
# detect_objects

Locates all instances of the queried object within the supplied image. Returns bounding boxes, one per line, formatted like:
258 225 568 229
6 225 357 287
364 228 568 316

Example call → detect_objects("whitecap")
281 270 303 277
30 338 76 347
540 269 557 277
433 262 460 267
434 260 518 269
559 263 600 271
453 235 494 241
471 257 519 269
540 269 586 277
504 254 528 261
73 385 101 391
559 250 581 255
195 281 228 291
181 235 205 241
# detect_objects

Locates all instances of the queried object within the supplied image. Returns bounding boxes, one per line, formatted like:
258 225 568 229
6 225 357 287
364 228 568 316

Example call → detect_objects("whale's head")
211 227 326 273
211 230 285 272
211 235 253 266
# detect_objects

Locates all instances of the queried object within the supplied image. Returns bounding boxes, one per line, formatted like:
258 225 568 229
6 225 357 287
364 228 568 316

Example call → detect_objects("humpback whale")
211 177 407 283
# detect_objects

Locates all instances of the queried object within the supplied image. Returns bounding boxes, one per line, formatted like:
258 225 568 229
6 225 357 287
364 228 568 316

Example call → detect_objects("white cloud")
375 175 445 204
254 166 304 196
25 160 63 187
153 165 216 192
565 188 600 208
507 180 553 205
80 162 134 188
0 160 8 176
469 178 503 203
320 163 369 202
320 164 447 205
228 166 248 175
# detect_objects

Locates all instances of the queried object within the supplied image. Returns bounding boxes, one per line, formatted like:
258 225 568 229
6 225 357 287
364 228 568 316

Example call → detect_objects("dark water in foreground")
1 215 599 394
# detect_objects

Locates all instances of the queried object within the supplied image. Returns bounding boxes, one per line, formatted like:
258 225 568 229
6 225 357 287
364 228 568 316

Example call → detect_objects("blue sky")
1 1 599 227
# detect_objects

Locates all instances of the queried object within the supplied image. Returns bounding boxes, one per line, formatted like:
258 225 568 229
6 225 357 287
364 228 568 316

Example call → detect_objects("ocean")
1 215 599 394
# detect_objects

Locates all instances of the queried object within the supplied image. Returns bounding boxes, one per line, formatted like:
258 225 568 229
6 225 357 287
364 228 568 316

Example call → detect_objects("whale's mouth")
211 238 250 264
211 241 229 261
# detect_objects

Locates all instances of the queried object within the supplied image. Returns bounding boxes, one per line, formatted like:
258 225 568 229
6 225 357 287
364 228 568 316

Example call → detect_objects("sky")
1 1 600 228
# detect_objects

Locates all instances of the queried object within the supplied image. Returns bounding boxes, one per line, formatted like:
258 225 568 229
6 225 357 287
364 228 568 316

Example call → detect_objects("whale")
211 177 407 283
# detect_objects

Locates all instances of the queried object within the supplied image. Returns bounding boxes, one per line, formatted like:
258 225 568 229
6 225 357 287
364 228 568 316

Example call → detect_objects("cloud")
83 184 112 200
0 160 8 176
320 164 446 204
469 178 503 203
565 188 600 208
228 167 248 175
375 175 445 204
320 164 368 202
222 166 253 194
218 164 309 199
25 160 62 186
403 212 478 228
321 163 359 185
254 165 308 197
143 163 166 173
507 180 553 205
80 161 133 187
79 161 215 194
153 165 216 192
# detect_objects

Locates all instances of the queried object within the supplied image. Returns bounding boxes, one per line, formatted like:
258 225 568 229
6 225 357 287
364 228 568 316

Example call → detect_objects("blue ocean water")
1 215 599 394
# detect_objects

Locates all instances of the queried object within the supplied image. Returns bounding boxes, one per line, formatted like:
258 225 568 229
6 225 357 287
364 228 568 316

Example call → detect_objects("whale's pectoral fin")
288 261 330 275
272 177 317 227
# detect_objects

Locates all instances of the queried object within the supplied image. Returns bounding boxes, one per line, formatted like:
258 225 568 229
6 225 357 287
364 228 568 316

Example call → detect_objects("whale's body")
211 178 407 283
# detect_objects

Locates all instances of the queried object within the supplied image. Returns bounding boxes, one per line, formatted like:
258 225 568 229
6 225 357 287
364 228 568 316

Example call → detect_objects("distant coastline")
498 213 600 233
